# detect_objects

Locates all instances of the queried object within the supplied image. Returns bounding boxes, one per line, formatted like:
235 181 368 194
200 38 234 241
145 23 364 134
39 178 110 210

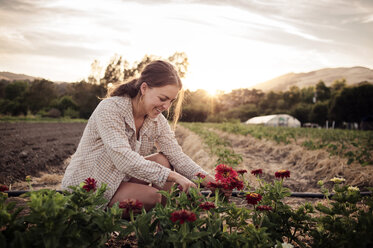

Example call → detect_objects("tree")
283 86 301 108
72 81 106 119
4 81 28 100
101 55 124 87
291 103 312 124
329 82 373 124
310 102 329 126
87 60 103 85
25 79 57 114
315 80 330 102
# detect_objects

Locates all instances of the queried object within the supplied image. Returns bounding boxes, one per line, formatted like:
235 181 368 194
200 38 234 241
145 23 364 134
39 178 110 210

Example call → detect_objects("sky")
0 0 372 93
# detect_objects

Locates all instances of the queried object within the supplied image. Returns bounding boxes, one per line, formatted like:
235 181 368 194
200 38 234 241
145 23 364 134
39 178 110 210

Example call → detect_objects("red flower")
275 170 290 179
226 177 244 190
207 181 225 190
256 205 273 211
0 184 9 192
119 199 143 213
251 169 263 176
246 192 262 205
195 173 206 179
215 164 238 183
199 201 216 211
170 210 197 224
82 177 97 192
237 169 247 175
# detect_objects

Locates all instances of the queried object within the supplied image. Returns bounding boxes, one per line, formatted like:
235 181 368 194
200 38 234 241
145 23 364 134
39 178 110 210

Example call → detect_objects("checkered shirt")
61 95 208 201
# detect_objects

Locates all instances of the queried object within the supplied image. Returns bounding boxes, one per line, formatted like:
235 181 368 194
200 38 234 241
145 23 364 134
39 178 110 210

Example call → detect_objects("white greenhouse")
245 114 301 128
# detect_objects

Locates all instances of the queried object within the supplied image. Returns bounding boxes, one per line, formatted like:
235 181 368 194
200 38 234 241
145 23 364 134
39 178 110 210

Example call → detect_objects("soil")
0 122 86 186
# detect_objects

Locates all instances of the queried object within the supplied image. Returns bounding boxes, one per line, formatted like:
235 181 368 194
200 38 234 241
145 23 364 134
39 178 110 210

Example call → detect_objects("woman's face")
140 83 180 119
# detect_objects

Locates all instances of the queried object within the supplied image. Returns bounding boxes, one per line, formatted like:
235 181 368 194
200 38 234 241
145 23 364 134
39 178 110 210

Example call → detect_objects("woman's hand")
167 171 197 193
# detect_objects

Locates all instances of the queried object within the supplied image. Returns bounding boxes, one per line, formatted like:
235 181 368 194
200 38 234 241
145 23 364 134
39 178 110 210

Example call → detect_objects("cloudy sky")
0 0 372 92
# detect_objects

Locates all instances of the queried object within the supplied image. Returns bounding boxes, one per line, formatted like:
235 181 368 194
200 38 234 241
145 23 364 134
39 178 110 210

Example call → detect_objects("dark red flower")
246 192 262 205
215 164 238 183
237 169 247 175
228 177 244 191
256 205 273 211
170 210 197 224
0 184 9 192
207 181 225 190
119 199 143 213
199 201 216 211
275 170 290 179
82 177 97 192
195 173 206 179
251 169 263 176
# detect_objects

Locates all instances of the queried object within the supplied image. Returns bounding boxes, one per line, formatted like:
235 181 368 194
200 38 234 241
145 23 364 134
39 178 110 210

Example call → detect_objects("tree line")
183 80 373 129
0 52 372 128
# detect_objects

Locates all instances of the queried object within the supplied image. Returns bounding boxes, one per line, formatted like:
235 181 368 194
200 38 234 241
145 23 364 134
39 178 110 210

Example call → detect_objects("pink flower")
0 184 9 192
199 201 216 211
119 199 143 213
256 205 273 211
170 210 197 224
246 192 262 205
275 170 290 179
82 177 97 192
251 169 263 176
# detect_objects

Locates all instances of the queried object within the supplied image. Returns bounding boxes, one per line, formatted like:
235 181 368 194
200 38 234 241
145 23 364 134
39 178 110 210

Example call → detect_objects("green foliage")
0 184 123 248
181 122 243 167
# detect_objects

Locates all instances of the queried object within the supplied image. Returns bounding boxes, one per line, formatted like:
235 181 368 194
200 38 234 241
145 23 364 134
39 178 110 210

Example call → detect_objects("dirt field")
0 122 86 186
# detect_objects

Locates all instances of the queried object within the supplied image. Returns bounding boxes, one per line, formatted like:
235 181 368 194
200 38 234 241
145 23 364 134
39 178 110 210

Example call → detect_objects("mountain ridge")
252 66 373 92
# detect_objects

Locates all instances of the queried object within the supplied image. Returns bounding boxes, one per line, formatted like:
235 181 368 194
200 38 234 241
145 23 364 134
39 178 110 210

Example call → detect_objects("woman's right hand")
167 171 196 193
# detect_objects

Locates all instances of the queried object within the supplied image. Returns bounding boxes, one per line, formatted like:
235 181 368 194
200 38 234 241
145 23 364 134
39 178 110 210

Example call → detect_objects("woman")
62 60 215 210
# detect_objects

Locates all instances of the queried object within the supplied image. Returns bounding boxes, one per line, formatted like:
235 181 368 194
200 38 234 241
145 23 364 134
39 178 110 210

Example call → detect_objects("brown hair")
107 60 184 127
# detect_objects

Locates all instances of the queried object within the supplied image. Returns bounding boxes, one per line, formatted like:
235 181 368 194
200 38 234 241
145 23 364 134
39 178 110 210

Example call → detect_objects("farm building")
245 114 301 127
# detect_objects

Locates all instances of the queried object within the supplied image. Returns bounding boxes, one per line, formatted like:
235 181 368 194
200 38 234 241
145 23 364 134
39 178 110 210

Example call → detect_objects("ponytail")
106 78 139 98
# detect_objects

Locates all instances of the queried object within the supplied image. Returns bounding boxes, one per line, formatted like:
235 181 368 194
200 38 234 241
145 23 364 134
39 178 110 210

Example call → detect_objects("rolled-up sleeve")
93 99 170 188
156 116 209 180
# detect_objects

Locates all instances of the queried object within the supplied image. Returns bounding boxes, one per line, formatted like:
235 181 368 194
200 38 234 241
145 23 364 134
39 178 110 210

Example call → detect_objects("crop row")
181 122 243 167
199 122 373 166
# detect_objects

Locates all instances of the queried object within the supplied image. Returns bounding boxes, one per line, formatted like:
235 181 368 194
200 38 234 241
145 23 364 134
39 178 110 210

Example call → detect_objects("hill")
0 71 40 81
252 66 373 92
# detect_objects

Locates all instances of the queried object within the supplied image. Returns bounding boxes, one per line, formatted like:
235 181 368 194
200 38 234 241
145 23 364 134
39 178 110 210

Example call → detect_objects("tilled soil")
0 122 86 185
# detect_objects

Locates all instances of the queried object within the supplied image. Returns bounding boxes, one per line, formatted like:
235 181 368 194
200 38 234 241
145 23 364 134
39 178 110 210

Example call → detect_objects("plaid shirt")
61 96 208 201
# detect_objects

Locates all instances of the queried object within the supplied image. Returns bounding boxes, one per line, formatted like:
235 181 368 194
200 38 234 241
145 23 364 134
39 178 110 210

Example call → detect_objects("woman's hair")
107 60 184 127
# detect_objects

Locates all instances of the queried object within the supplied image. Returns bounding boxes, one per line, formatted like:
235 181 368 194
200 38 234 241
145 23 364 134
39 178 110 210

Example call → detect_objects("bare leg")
108 153 174 211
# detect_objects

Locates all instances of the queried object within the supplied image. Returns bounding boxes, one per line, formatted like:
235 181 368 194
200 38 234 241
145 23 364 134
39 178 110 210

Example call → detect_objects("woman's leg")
108 153 174 210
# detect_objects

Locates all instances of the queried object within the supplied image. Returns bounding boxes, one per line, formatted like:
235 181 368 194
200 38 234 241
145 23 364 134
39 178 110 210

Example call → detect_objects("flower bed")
1 165 373 247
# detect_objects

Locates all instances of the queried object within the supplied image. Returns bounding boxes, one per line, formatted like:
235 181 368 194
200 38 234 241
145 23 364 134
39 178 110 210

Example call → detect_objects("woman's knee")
145 153 172 170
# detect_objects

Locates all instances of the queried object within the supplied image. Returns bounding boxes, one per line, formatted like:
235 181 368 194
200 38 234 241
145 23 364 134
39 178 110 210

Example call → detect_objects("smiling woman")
61 60 217 215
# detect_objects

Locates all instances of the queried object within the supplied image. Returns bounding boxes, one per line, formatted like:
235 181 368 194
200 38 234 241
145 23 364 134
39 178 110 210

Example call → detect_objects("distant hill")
252 66 373 92
0 71 40 81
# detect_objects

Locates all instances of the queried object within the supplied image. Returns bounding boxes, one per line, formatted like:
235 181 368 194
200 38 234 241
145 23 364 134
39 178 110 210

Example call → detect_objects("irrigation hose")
4 190 372 198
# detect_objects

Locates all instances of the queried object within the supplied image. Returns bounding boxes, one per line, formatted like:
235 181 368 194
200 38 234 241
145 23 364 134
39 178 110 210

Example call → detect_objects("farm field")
1 121 372 191
1 121 373 247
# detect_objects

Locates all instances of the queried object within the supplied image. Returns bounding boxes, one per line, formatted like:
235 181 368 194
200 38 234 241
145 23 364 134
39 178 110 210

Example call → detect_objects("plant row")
1 164 373 247
181 122 243 167
203 122 373 166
